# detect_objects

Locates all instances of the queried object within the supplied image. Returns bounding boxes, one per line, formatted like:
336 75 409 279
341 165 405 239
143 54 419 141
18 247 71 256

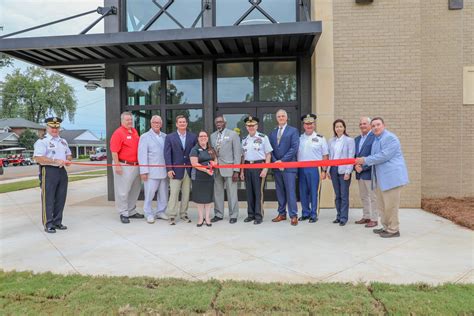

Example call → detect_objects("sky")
0 0 106 138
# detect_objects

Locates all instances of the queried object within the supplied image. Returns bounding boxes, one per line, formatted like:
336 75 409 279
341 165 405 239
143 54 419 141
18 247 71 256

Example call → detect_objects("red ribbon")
70 158 356 169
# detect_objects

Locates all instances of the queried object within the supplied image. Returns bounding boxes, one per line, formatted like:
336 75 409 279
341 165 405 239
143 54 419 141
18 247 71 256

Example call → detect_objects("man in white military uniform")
210 115 242 224
297 114 329 223
33 117 72 233
138 115 169 224
240 116 273 225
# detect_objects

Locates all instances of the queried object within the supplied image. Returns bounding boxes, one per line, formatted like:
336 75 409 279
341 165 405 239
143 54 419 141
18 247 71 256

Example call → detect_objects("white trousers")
143 178 169 218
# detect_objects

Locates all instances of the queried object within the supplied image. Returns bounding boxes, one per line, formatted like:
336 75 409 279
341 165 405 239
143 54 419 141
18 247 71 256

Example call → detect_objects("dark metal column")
299 56 312 120
105 0 123 201
203 60 214 132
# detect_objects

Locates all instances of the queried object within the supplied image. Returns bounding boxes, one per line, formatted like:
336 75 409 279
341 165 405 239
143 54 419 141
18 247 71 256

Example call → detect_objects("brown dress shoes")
272 214 287 222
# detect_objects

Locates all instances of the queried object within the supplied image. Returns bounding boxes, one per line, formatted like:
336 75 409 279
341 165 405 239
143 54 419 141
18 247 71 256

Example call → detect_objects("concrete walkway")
1 177 472 284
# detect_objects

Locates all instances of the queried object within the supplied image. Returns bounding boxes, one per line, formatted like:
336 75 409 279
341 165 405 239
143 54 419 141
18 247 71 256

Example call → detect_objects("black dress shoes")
253 219 262 225
244 217 254 223
120 215 130 224
309 218 318 223
229 218 237 224
129 213 144 219
54 224 68 230
332 219 340 224
44 227 56 233
298 216 310 221
211 216 223 223
339 222 346 226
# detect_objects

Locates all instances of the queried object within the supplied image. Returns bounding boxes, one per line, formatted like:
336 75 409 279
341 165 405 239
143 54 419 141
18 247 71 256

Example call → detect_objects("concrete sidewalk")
0 177 472 284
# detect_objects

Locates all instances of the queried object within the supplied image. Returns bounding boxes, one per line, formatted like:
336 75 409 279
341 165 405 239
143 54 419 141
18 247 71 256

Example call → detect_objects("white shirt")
333 136 345 160
178 130 186 148
33 134 71 161
242 133 273 161
297 132 329 161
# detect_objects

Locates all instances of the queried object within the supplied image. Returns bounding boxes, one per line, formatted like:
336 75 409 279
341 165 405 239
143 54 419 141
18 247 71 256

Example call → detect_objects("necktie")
277 127 283 145
216 131 223 153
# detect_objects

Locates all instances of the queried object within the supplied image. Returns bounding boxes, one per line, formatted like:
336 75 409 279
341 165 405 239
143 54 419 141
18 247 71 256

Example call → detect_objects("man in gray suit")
138 115 169 224
210 115 242 224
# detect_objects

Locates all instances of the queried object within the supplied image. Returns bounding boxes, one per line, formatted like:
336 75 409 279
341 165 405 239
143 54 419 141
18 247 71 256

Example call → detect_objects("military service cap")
244 116 259 126
45 117 62 128
301 114 317 123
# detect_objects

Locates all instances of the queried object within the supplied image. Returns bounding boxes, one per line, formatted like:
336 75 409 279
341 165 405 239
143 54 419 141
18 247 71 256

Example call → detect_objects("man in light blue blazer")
138 115 169 224
269 109 300 226
356 117 409 238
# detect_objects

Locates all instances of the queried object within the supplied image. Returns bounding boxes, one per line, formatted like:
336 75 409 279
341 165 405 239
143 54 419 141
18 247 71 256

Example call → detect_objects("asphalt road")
0 160 107 181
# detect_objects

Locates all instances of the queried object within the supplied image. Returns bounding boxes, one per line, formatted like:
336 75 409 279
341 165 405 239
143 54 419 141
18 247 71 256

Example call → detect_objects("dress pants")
143 178 168 218
166 171 191 219
330 167 351 223
274 170 298 218
358 179 378 221
213 169 239 219
40 166 68 229
299 167 320 219
113 165 141 217
375 186 401 233
244 168 264 221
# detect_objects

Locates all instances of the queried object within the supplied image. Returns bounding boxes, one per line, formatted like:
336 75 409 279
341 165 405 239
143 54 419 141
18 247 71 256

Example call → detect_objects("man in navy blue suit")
354 117 378 227
269 109 300 226
164 115 197 225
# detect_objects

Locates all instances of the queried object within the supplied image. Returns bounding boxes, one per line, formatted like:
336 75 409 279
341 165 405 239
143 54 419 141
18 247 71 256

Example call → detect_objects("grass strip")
0 175 103 194
0 271 473 315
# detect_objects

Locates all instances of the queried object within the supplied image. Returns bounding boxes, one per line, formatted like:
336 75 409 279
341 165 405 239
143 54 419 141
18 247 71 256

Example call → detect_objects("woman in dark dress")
190 130 217 227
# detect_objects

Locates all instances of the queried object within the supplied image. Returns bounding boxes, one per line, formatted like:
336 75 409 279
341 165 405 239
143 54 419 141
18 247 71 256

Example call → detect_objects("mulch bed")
421 197 474 230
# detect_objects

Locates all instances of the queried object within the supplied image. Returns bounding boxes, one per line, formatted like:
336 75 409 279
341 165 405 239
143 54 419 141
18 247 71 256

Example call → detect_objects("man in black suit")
164 115 197 225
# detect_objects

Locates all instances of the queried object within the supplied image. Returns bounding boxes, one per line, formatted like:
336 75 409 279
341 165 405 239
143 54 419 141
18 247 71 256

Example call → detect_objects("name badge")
126 136 132 140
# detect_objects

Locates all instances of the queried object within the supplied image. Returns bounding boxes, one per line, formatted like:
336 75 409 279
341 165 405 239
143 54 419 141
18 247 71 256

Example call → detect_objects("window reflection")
132 110 161 135
216 0 296 26
166 109 203 133
259 61 297 102
217 63 254 102
166 64 203 104
221 113 250 139
127 0 203 31
127 66 161 106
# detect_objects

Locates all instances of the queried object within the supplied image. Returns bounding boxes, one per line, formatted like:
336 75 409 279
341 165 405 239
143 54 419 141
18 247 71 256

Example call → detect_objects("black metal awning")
0 21 321 82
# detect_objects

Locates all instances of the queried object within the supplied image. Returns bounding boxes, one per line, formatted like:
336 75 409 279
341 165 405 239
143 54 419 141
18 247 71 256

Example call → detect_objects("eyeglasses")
198 135 208 138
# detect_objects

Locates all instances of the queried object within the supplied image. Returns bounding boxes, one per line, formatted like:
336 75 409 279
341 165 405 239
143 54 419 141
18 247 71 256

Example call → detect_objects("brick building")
0 0 472 206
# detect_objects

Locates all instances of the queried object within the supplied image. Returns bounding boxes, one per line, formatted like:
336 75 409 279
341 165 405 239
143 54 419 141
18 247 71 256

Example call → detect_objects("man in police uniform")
33 117 72 233
297 114 329 223
240 116 273 224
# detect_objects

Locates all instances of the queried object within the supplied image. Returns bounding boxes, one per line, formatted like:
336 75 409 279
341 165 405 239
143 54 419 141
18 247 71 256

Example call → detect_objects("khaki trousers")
166 172 191 218
113 166 141 217
358 179 379 221
375 186 402 233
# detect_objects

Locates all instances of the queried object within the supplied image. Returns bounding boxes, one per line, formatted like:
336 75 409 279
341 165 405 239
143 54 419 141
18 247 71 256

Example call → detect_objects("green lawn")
0 171 106 194
0 271 472 315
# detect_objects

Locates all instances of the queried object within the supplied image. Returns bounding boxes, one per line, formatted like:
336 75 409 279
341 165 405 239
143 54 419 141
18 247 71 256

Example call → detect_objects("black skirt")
191 177 214 204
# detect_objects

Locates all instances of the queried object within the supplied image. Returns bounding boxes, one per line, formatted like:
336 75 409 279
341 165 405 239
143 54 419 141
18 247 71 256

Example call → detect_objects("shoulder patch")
257 133 265 137
316 134 323 138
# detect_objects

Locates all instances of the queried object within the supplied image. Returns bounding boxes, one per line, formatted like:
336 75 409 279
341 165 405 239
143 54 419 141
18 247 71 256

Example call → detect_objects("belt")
119 159 139 166
244 160 265 164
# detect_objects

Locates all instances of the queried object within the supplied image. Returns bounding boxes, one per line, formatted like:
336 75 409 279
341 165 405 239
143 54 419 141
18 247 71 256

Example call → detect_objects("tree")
18 129 38 150
0 53 13 68
0 67 77 123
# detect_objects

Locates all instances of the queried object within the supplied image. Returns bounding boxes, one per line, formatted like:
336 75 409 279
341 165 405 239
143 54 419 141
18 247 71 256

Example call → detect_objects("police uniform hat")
301 114 317 123
244 116 259 126
45 117 62 128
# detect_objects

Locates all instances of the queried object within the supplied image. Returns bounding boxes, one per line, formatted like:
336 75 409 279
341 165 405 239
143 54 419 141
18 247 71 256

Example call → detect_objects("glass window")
221 113 251 139
216 0 296 26
217 63 254 103
166 64 203 104
259 61 297 102
127 66 161 106
132 110 161 135
126 0 203 32
166 109 203 133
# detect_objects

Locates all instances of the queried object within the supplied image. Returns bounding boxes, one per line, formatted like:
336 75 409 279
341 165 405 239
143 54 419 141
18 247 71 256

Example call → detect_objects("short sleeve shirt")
242 133 273 161
33 134 71 161
189 144 213 181
110 126 140 162
297 132 329 161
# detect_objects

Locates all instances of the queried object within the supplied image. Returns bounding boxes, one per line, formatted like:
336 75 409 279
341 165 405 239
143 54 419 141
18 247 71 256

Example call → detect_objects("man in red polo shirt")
110 111 144 224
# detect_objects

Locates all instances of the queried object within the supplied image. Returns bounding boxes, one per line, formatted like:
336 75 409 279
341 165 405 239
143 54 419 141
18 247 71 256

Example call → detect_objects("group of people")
33 110 409 239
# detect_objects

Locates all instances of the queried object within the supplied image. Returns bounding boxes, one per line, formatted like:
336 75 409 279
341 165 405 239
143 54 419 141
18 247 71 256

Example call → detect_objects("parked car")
0 157 8 167
90 147 107 161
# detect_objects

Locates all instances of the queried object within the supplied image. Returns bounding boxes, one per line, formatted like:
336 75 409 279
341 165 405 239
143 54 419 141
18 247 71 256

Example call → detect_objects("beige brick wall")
331 0 422 207
421 0 474 198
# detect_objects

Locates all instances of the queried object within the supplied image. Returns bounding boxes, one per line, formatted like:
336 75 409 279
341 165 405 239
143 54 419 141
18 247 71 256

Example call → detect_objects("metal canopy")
0 21 321 82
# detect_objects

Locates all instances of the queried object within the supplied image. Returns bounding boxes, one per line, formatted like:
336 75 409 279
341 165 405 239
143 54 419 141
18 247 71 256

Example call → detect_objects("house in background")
0 118 46 138
60 129 105 159
0 131 19 149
